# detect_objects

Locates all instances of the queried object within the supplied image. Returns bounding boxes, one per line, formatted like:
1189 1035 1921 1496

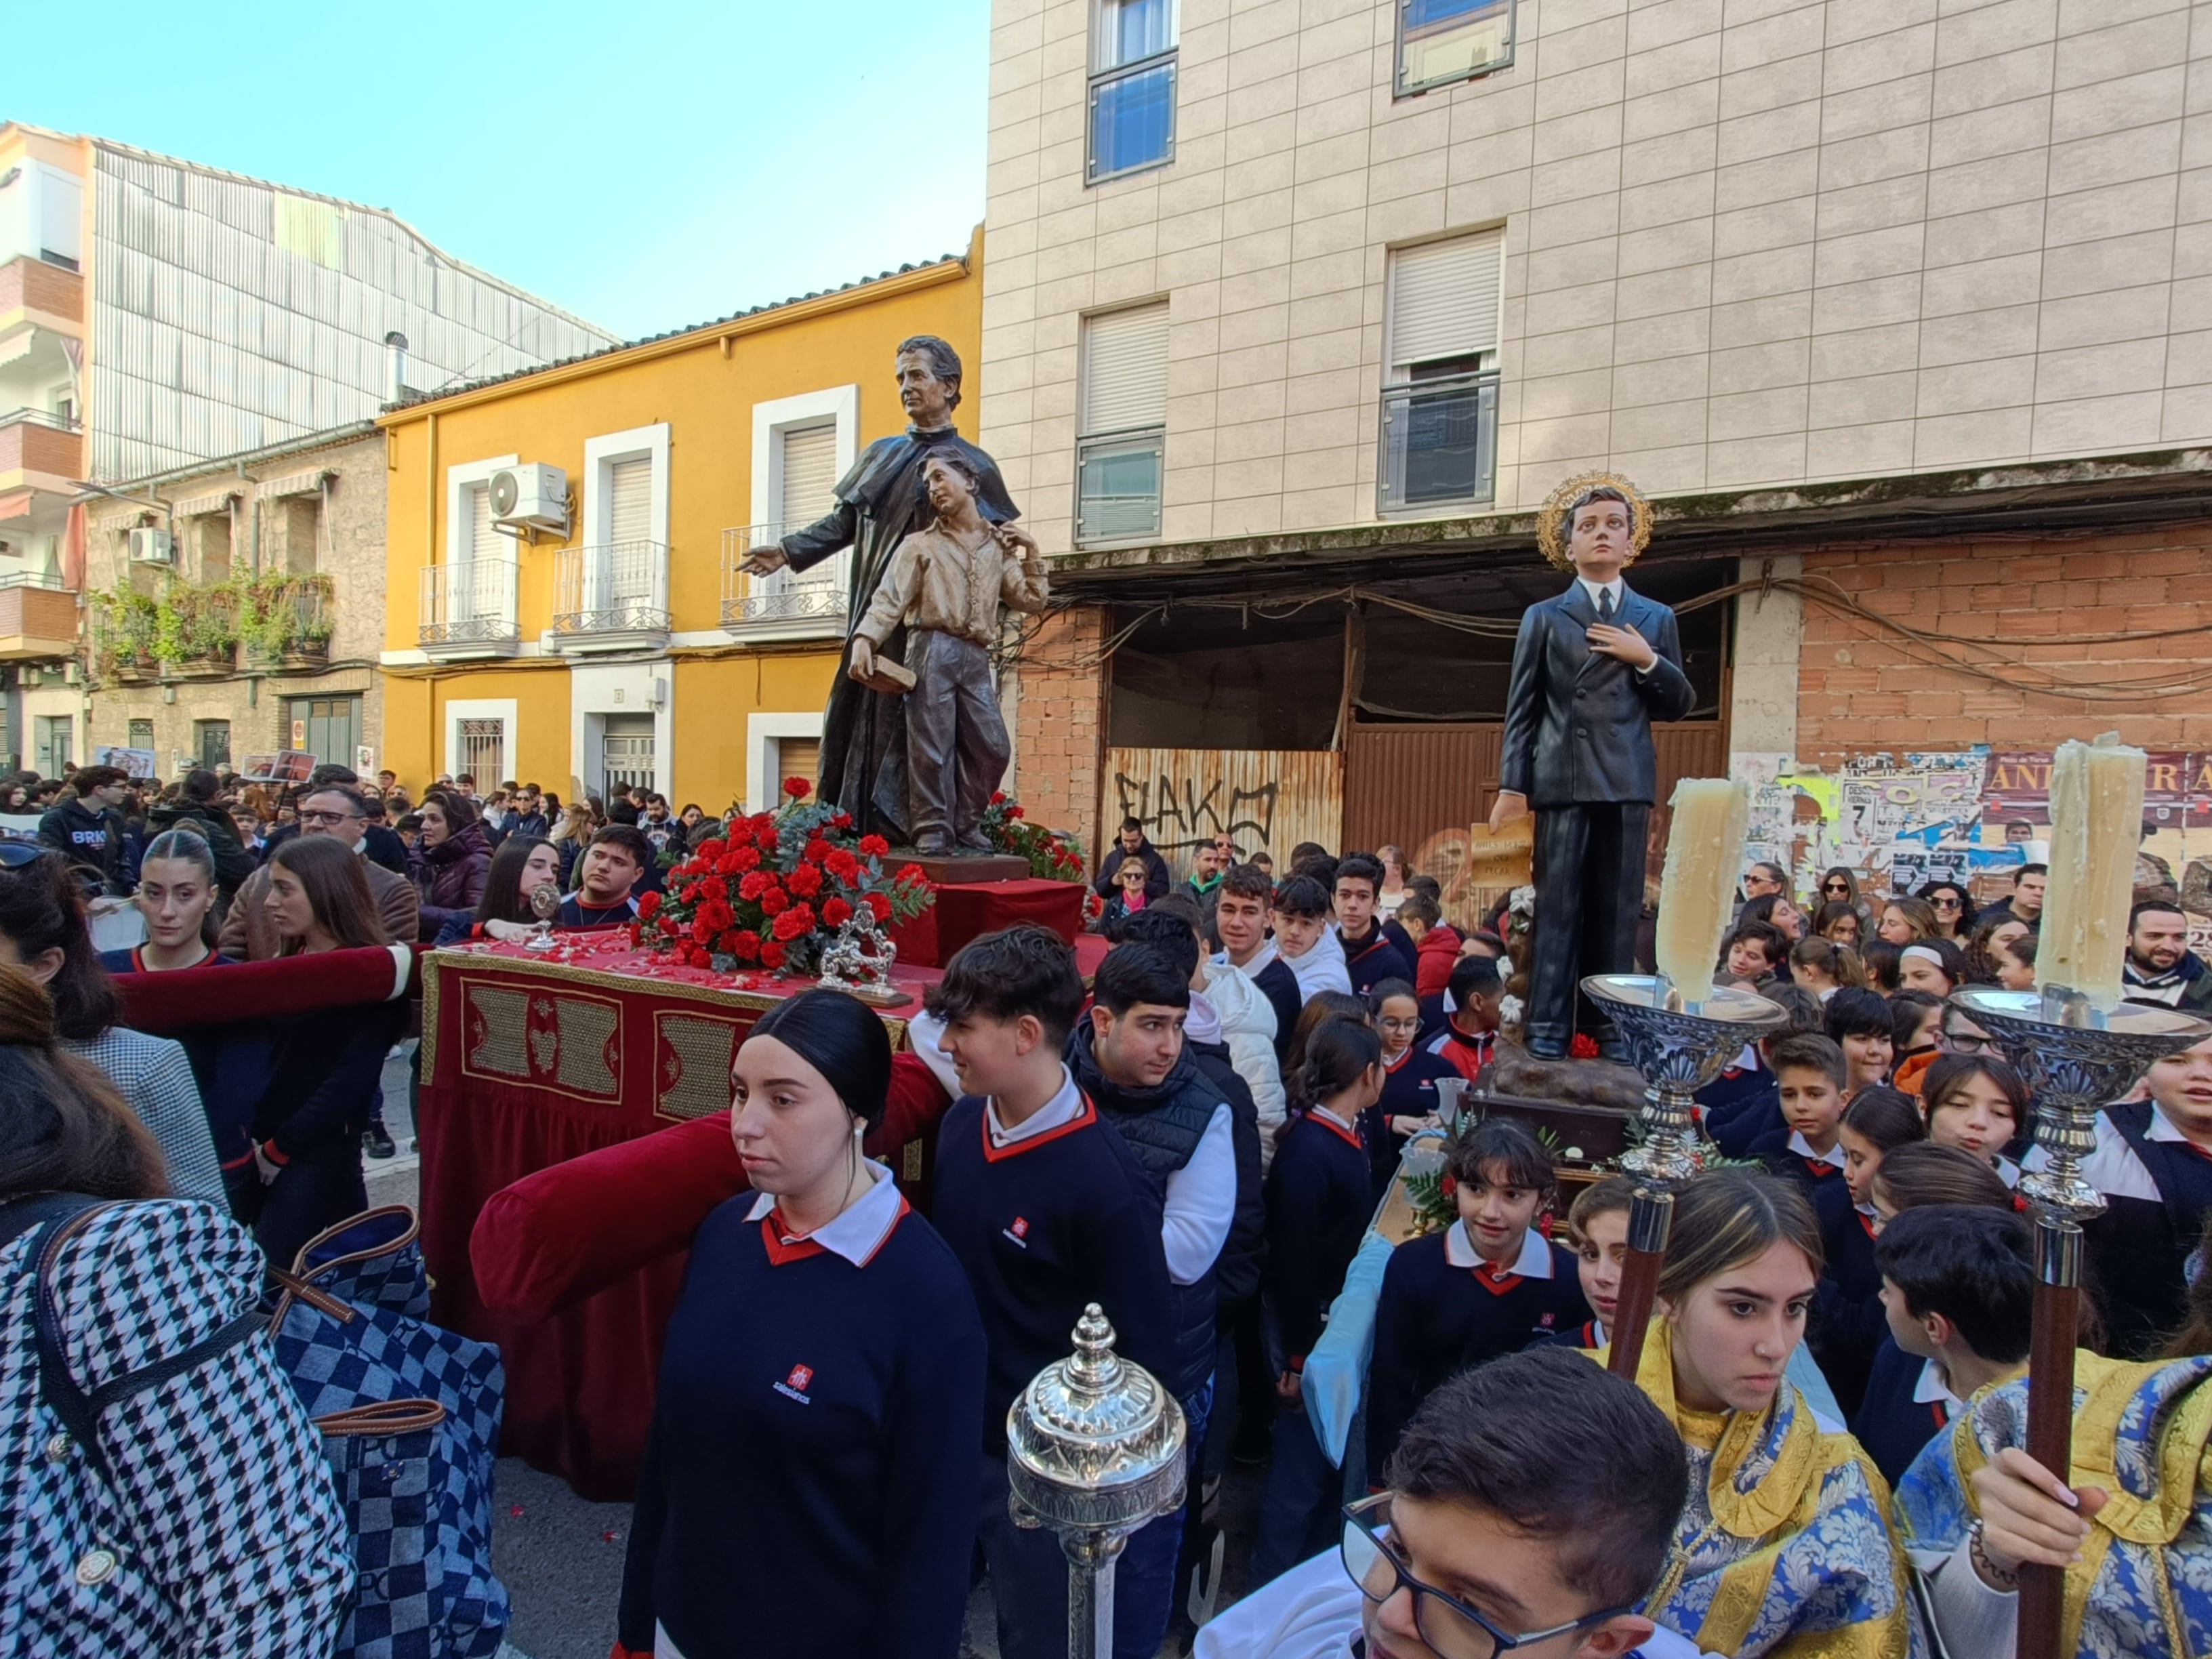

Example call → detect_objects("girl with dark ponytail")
1254 1013 1385 1582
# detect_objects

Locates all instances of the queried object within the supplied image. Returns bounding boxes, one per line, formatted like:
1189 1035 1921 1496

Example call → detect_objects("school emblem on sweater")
775 1364 814 1404
1004 1216 1030 1248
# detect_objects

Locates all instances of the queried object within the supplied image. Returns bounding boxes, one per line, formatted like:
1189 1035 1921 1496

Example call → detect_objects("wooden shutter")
1083 303 1170 434
779 425 839 529
608 456 652 544
466 481 496 561
1389 230 1504 371
778 737 821 801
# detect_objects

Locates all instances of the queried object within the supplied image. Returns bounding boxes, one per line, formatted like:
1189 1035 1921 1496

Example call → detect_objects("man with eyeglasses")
1197 1347 1700 1659
1936 1005 2005 1059
219 785 419 964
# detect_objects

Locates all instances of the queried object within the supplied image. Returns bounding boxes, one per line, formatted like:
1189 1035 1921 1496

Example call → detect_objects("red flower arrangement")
632 782 934 975
979 791 1088 884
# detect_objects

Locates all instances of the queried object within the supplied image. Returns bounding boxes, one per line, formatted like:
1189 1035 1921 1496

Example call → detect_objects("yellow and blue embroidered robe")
1601 1321 1924 1658
1893 1350 2212 1658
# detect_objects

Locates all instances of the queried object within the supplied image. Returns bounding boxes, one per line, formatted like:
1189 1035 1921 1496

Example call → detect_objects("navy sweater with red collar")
933 1090 1176 1454
1339 925 1414 997
1366 1228 1591 1475
1809 1174 1885 1418
1849 1336 1954 1487
1359 1044 1460 1201
618 1188 986 1659
1265 1109 1372 1368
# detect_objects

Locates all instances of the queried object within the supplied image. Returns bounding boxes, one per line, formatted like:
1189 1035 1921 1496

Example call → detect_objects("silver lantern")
1006 1304 1188 1659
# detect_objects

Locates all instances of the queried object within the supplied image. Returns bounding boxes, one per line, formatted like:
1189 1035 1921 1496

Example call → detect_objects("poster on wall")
355 745 375 776
94 747 159 780
239 751 317 785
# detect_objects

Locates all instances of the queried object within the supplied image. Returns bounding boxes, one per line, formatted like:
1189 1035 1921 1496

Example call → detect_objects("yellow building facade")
375 232 983 813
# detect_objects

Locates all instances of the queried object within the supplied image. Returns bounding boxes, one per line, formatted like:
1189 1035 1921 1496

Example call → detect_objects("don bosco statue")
1490 473 1695 1060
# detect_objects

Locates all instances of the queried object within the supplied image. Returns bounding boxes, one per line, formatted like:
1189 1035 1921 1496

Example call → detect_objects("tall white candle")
1655 777 1751 1006
2039 733 2146 1012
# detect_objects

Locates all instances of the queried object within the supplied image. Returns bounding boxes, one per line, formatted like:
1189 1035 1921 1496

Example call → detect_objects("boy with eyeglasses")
1197 1346 1697 1658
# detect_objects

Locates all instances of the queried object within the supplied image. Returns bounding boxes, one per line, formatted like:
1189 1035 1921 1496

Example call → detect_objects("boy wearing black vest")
926 925 1180 1659
2076 1035 2212 1357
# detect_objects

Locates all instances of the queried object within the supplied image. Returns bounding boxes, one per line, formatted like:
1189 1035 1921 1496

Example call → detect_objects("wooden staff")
1607 1187 1671 1379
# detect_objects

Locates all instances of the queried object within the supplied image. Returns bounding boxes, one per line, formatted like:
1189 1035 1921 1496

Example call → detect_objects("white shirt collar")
1787 1129 1848 1170
987 1065 1084 1148
1443 1221 1554 1278
1308 1102 1357 1135
744 1160 902 1267
1913 1357 1965 1410
1578 576 1625 611
2148 1107 2194 1144
1217 937 1278 975
1996 1155 2020 1189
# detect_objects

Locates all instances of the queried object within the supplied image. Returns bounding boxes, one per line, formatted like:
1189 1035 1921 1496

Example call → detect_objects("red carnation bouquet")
633 778 934 975
979 792 1087 883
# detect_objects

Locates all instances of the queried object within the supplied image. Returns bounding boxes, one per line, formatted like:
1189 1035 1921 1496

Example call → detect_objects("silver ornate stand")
814 912 905 1006
1946 987 2209 1659
1006 1305 1188 1659
1580 973 1790 1376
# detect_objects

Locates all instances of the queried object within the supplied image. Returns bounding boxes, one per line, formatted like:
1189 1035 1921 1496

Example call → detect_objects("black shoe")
364 1124 396 1160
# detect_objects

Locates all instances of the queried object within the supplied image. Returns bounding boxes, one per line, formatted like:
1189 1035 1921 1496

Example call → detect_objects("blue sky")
7 0 991 340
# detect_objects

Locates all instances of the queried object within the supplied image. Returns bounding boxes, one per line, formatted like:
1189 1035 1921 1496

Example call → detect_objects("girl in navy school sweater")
1366 1118 1590 1476
1810 1086 1925 1419
617 991 986 1659
1359 979 1459 1201
1252 1015 1385 1583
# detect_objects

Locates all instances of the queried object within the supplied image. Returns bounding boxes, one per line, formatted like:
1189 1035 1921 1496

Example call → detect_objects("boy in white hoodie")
1271 873 1353 1004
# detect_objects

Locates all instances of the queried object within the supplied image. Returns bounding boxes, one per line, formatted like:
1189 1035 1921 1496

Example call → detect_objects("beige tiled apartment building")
984 0 2212 541
983 0 2212 886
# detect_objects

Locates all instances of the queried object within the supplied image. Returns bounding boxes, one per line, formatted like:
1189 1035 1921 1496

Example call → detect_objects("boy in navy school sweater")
1854 1203 2032 1486
1422 953 1504 1085
1747 1032 1851 1197
924 924 1179 1659
1367 1118 1590 1478
1528 1174 1635 1353
1334 853 1414 996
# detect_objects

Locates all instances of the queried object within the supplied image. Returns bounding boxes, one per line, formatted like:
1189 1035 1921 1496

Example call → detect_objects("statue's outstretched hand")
740 541 790 576
1488 791 1529 834
1586 622 1658 670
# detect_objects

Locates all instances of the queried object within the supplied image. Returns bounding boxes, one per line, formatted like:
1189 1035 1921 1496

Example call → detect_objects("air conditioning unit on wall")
490 464 570 537
128 527 174 565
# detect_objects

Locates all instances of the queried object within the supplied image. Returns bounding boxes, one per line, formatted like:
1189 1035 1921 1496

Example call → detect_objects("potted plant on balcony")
282 574 335 668
91 589 160 683
165 587 238 677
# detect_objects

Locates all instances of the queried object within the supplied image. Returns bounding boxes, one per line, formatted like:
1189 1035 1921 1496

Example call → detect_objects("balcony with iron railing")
552 540 672 653
0 407 83 491
720 524 848 640
1378 370 1500 516
418 556 522 659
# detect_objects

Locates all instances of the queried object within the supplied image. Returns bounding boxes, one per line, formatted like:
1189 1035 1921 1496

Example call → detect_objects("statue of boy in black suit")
1489 474 1695 1060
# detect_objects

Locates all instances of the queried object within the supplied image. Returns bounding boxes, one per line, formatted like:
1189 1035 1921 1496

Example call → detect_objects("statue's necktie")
1598 588 1615 623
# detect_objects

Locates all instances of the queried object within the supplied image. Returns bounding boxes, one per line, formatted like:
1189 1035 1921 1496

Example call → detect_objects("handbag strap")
30 1203 264 1481
0 1191 102 1255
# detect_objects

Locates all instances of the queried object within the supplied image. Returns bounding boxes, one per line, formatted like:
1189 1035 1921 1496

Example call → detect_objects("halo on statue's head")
1536 471 1654 573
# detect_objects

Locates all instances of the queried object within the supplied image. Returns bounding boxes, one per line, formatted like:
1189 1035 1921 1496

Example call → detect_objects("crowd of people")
14 769 2212 1656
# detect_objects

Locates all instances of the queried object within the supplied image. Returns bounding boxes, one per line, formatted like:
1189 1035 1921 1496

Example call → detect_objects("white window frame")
731 385 860 642
570 661 673 803
443 698 518 784
578 422 672 623
746 710 825 815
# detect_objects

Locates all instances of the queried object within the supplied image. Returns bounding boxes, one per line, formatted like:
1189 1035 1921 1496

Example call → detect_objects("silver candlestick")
1579 974 1791 1378
1947 986 2209 1659
1006 1305 1187 1659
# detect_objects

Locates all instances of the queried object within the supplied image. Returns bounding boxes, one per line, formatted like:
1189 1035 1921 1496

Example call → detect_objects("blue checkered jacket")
1 1198 352 1656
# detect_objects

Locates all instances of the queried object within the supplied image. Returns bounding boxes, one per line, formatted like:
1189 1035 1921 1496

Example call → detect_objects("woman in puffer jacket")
1201 952 1286 1172
409 790 492 943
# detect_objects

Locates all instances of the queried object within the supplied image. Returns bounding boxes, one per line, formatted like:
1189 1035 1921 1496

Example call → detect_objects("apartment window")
1078 302 1170 544
775 422 842 608
1397 0 1516 96
1089 0 1176 182
1380 230 1504 514
127 719 155 751
194 718 231 771
775 735 821 804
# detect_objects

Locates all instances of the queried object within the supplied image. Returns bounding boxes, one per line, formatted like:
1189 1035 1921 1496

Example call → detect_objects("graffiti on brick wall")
1734 747 2212 913
1103 748 1344 876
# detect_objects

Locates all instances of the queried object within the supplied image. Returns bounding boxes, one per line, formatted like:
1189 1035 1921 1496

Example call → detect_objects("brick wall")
1794 523 2212 764
1012 606 1106 849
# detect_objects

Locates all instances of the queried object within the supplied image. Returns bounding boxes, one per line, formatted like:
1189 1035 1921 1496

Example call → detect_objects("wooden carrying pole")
2017 1226 2083 1659
1607 1195 1670 1379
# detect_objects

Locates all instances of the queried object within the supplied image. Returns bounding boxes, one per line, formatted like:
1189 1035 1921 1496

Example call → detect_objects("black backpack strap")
28 1203 264 1480
0 1191 102 1256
